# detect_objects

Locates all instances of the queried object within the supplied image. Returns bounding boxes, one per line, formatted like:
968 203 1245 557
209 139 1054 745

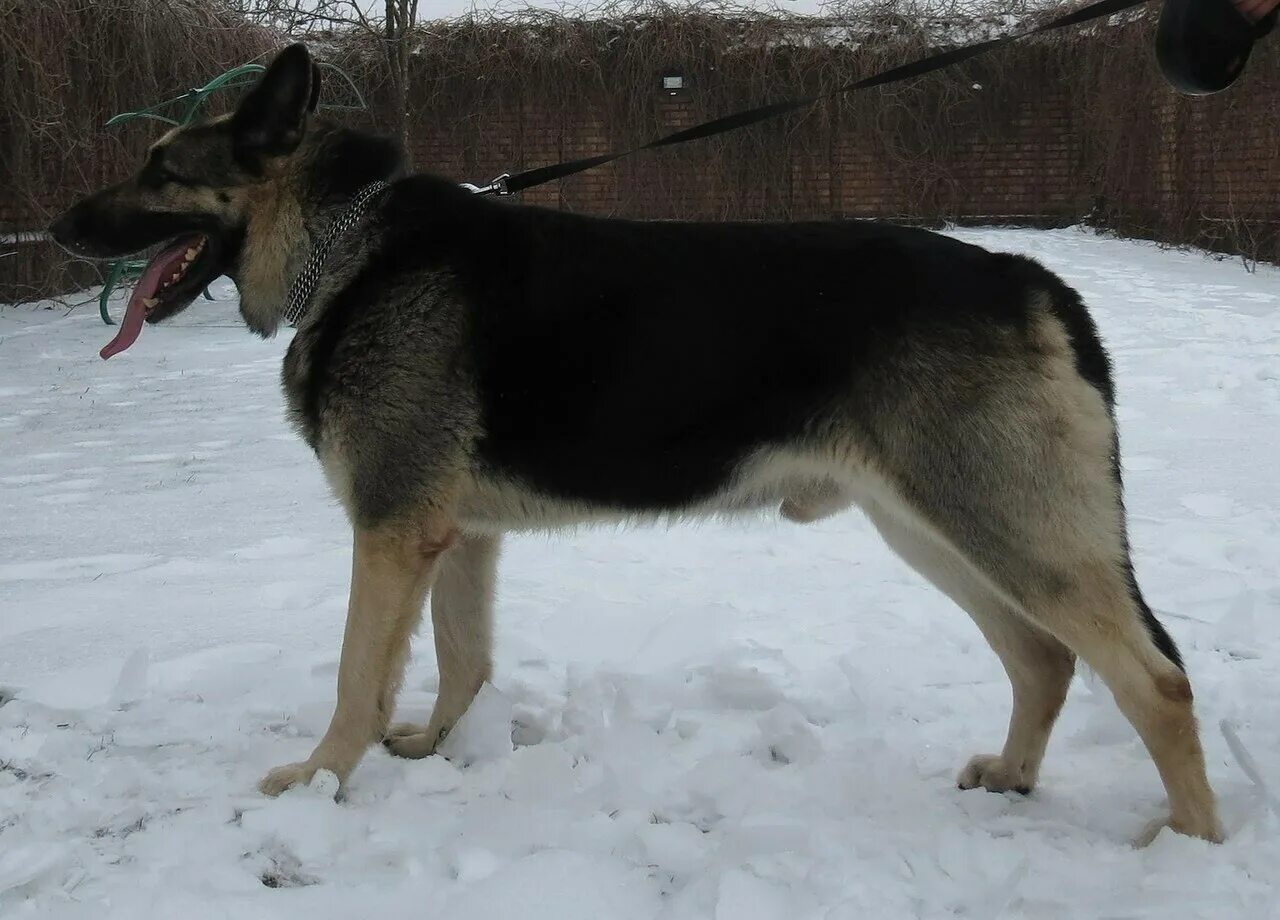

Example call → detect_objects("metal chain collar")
283 180 390 327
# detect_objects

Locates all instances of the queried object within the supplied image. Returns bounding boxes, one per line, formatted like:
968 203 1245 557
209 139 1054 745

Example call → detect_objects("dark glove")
1157 0 1277 95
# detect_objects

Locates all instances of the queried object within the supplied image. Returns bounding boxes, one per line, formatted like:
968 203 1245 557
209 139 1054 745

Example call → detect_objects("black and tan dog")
51 44 1222 844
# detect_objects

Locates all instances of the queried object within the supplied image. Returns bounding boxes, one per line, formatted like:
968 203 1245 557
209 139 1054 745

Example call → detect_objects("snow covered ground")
2 228 1279 918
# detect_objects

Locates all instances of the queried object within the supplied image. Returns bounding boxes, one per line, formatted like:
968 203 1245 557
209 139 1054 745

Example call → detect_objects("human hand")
1234 0 1279 23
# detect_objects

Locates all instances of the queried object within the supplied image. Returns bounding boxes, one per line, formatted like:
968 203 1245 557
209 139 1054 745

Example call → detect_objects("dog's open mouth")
100 234 219 360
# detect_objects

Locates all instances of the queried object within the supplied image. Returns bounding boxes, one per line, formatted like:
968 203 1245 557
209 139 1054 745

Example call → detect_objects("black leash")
468 0 1151 197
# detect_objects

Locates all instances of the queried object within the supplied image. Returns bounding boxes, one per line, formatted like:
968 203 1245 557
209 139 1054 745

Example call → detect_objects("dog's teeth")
184 248 196 260
170 273 181 282
142 297 158 309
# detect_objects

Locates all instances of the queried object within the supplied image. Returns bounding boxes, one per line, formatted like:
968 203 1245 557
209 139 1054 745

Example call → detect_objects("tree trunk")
385 0 416 170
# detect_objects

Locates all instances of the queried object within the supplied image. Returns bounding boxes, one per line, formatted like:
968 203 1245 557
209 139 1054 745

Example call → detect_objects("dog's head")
50 44 395 356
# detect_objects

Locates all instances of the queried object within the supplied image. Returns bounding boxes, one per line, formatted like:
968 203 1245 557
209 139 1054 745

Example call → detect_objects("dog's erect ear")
232 44 321 170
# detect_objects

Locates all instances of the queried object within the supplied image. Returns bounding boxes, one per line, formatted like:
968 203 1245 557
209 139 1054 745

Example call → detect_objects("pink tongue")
99 291 149 361
100 239 198 360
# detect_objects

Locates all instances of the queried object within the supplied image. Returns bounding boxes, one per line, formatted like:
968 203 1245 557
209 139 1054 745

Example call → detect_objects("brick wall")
5 19 1279 303
407 84 1092 223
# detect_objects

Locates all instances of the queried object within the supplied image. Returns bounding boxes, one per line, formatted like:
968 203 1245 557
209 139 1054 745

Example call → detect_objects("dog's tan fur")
259 519 456 796
270 303 1219 843
238 181 307 330
50 45 1223 845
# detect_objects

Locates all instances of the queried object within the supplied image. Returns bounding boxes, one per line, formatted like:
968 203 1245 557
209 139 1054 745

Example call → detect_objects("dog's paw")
957 754 1031 795
382 722 441 760
259 760 325 797
1134 814 1225 847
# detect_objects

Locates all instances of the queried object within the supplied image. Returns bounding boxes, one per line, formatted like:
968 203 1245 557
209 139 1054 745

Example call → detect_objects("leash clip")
460 173 512 197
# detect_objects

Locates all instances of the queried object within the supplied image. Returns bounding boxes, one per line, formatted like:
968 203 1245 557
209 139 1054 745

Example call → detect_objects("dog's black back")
301 174 1082 513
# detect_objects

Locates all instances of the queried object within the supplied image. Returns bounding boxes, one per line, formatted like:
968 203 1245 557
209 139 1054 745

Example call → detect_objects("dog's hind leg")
259 521 452 796
384 532 499 759
866 474 1220 842
987 353 1220 843
859 500 1075 796
856 301 1220 842
1017 567 1221 844
954 609 1074 797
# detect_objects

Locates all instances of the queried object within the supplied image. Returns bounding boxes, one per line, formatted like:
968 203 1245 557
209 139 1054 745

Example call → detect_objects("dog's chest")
279 326 321 449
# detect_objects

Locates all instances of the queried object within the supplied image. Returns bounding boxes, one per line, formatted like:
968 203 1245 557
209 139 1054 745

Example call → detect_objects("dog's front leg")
259 522 451 796
383 532 499 758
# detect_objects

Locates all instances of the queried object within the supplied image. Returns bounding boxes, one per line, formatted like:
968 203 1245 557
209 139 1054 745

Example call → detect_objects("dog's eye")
140 159 194 190
158 169 196 187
